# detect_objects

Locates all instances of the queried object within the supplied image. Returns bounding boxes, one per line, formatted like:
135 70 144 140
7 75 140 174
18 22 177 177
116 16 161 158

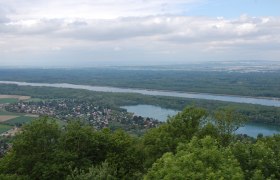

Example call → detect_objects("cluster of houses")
6 99 161 130
7 103 55 116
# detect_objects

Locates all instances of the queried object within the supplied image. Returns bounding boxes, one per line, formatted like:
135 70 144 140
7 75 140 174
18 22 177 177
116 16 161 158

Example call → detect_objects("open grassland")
25 114 39 118
0 124 13 134
4 116 35 126
0 95 31 100
0 98 18 104
0 95 31 105
0 108 37 134
0 116 18 122
0 115 36 134
0 109 25 116
24 98 43 102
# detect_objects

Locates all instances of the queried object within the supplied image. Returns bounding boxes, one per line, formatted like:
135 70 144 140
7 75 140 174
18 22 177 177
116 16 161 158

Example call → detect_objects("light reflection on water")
122 104 280 138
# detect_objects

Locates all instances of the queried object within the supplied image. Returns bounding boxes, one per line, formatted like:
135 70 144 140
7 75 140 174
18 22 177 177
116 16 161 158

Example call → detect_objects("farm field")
0 124 13 134
0 95 30 100
0 96 37 134
0 95 54 134
0 98 18 104
0 114 36 134
0 94 31 106
0 116 18 122
3 116 36 126
0 109 25 116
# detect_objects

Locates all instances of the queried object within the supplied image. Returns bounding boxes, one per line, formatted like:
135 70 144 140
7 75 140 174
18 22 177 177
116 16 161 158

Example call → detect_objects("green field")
4 116 35 126
25 98 43 102
0 124 13 134
0 109 25 116
0 98 18 104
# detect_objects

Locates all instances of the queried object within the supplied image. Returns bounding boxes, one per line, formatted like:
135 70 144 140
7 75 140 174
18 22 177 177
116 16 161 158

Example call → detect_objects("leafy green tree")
67 161 118 180
42 121 106 179
145 136 244 180
231 135 280 179
214 107 246 145
143 106 207 168
197 122 220 139
106 130 145 179
0 174 29 180
58 121 100 167
0 117 61 179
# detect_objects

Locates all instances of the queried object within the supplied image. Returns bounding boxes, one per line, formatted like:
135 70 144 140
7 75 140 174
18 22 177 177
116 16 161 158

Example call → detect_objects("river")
1 81 280 137
1 81 280 107
121 104 280 137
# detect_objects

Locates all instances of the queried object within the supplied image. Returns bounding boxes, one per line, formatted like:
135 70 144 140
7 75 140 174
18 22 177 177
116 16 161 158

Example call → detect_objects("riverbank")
1 81 280 107
121 104 280 137
0 83 280 126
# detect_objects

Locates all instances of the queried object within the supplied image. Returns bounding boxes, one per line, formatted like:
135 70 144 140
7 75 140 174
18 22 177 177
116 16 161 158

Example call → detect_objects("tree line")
1 84 280 125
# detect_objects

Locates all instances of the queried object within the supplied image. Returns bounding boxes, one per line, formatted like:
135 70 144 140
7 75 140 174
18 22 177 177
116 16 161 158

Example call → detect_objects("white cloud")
0 0 280 66
3 0 198 20
1 15 280 56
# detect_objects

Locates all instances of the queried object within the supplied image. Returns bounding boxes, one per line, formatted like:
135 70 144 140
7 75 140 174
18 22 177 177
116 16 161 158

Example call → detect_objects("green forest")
1 107 280 179
1 69 280 179
1 68 280 97
1 84 280 125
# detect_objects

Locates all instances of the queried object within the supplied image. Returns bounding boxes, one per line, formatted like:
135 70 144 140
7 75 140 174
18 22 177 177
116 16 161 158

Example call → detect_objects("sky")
0 0 280 67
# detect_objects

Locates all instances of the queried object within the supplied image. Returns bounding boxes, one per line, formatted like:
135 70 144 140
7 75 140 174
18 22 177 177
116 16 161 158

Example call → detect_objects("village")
5 99 162 130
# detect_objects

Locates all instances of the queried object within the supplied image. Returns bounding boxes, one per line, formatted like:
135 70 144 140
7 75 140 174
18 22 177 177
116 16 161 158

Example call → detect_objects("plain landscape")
1 0 280 179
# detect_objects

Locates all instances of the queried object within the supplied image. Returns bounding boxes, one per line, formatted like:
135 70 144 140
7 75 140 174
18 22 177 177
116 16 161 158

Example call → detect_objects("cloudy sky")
0 0 280 67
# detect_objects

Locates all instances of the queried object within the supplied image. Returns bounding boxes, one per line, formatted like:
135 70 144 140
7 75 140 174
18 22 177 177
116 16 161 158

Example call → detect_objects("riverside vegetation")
0 74 280 179
0 107 280 179
1 84 280 125
1 68 280 97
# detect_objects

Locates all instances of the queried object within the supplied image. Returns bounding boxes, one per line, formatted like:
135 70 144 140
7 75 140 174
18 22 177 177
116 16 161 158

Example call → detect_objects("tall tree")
143 106 207 168
230 135 280 179
214 107 246 145
0 117 61 179
145 136 244 179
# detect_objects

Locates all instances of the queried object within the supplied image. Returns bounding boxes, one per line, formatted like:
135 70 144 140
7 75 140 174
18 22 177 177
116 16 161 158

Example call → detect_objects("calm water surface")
1 81 279 137
1 81 280 107
121 104 280 137
121 105 179 121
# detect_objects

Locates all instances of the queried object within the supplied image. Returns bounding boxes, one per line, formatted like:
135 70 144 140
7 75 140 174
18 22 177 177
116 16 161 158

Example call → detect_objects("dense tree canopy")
231 135 280 179
0 118 144 179
0 107 279 179
145 136 244 179
143 107 207 168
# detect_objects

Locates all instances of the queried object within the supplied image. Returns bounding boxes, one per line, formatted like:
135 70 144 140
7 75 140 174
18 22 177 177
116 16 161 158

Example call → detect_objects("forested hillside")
1 107 280 179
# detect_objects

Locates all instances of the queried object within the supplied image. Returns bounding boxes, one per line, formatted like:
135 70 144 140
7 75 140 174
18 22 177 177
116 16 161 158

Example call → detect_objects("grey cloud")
0 5 10 23
161 16 280 48
0 14 9 23
1 15 280 45
0 14 280 65
0 18 64 34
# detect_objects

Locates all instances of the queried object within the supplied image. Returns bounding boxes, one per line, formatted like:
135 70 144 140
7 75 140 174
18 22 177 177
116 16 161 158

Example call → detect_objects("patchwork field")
0 108 37 134
0 95 50 134
4 116 35 126
0 115 18 122
0 95 31 105
0 124 13 134
0 109 24 116
0 98 18 104
0 95 31 100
